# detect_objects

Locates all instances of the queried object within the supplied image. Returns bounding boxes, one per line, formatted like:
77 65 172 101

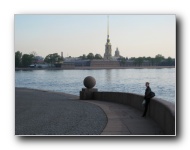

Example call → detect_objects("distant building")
114 47 120 57
61 57 90 69
104 16 112 60
62 16 121 69
29 56 51 68
90 59 120 68
33 56 44 64
104 35 112 59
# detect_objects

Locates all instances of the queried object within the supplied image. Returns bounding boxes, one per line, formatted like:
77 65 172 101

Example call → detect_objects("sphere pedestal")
80 88 98 100
80 76 98 100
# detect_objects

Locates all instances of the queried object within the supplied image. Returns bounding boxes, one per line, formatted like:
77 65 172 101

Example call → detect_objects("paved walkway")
15 88 163 135
15 88 107 135
84 100 163 135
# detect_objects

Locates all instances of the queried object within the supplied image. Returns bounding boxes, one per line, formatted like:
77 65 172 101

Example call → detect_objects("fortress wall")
90 60 120 67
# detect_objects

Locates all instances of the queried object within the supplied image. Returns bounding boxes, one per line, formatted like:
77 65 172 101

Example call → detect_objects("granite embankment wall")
92 92 175 135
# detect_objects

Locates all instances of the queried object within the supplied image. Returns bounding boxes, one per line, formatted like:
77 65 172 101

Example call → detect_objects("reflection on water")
105 70 112 83
15 68 176 103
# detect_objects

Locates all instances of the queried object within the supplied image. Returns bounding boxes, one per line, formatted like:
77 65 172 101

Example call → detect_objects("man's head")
145 82 150 87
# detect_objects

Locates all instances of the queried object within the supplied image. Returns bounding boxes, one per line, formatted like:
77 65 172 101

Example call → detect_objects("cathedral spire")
104 15 112 59
107 15 110 43
107 15 109 39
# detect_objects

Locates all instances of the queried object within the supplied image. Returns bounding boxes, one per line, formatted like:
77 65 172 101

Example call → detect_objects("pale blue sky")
14 14 175 58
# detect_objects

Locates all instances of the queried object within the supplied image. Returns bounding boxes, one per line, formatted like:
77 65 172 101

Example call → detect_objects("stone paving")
84 100 163 135
15 88 107 135
15 88 163 136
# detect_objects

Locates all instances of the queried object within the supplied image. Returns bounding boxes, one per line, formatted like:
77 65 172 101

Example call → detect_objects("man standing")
142 82 151 117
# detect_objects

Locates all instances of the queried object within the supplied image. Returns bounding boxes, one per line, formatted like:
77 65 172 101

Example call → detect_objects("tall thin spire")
104 15 112 59
107 15 109 38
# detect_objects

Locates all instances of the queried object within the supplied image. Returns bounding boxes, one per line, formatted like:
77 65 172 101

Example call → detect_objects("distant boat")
29 64 36 68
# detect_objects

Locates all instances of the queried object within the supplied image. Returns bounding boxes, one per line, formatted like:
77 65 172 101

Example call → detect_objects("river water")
15 68 176 103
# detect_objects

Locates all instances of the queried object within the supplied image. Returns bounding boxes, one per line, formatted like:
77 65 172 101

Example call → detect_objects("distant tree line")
15 50 175 68
15 51 35 68
79 53 103 60
119 54 175 66
44 53 63 66
15 51 63 68
78 53 175 66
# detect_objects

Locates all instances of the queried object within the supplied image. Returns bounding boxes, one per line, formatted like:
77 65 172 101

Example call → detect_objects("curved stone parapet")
92 92 175 135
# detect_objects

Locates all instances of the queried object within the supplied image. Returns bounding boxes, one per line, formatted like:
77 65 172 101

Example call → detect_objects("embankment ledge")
91 92 175 135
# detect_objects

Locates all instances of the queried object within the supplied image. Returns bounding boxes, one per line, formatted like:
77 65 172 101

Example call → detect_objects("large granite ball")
83 76 96 89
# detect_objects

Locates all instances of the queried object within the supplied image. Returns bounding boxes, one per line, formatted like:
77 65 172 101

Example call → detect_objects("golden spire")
107 15 109 39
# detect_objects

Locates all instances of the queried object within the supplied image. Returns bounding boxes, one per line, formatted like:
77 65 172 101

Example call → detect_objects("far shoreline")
15 66 175 71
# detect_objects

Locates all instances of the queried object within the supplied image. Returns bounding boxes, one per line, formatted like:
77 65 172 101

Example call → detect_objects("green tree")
164 57 175 66
94 54 102 59
87 53 94 60
120 57 126 65
30 51 38 64
22 54 34 67
15 51 22 67
146 57 153 66
44 54 52 64
155 54 165 66
82 54 87 59
166 57 172 65
79 54 87 60
130 57 136 61
44 53 63 66
135 57 144 66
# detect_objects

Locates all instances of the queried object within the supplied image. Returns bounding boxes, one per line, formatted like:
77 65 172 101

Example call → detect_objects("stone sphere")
83 76 96 89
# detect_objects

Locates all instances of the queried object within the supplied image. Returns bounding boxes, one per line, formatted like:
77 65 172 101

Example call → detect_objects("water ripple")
15 69 176 103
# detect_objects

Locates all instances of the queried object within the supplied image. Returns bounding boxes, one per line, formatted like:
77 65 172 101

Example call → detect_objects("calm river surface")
15 68 176 103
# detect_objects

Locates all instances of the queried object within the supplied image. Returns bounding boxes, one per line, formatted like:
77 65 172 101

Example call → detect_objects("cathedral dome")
115 47 120 57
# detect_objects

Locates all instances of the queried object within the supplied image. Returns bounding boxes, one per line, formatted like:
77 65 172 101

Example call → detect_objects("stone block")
80 88 98 100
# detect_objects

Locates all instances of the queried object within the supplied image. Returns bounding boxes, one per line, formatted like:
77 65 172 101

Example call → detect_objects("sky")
14 14 176 58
